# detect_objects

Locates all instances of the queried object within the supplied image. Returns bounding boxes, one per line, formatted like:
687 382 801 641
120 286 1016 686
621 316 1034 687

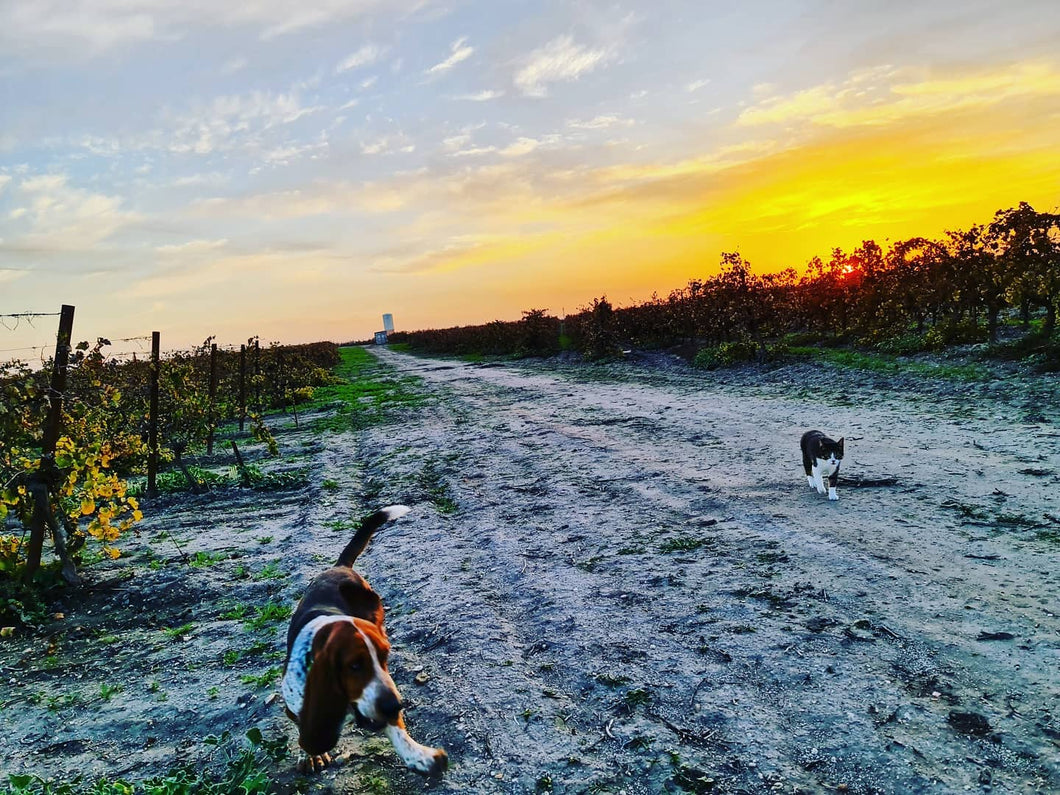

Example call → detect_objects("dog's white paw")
408 747 448 776
386 724 448 777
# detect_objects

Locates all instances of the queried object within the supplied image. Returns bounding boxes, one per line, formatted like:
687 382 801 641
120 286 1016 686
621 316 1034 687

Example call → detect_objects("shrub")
693 340 758 370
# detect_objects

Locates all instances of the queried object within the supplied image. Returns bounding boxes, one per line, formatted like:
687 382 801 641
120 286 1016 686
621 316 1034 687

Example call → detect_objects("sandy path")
350 349 1060 794
2 349 1056 795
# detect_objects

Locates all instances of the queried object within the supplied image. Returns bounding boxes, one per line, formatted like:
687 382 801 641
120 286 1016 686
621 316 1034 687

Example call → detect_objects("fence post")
254 339 261 412
238 344 246 432
276 347 285 414
24 304 75 581
207 342 218 454
147 331 160 495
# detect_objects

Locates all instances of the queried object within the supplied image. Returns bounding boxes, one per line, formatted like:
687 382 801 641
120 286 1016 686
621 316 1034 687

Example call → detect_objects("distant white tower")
382 313 394 332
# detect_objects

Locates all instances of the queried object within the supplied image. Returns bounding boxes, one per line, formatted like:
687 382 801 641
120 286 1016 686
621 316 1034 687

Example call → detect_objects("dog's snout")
379 691 402 721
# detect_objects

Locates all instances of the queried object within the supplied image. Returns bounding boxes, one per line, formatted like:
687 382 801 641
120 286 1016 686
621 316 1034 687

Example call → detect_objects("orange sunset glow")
1 3 1058 350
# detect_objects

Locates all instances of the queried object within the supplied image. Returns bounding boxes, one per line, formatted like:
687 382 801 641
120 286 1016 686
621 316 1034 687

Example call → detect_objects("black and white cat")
801 430 844 501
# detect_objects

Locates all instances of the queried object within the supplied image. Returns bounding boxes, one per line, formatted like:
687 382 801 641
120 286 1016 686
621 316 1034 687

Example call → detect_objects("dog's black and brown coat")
281 505 448 775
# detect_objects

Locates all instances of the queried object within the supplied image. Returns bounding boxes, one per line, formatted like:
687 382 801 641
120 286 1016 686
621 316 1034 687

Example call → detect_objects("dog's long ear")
299 623 352 756
339 580 384 625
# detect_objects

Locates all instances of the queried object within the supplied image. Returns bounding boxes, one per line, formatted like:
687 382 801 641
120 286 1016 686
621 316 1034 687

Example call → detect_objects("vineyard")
0 199 1058 794
0 340 1056 794
390 202 1060 368
1 315 339 612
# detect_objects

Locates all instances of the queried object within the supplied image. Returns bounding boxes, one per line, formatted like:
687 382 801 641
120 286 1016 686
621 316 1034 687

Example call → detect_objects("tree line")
389 202 1059 366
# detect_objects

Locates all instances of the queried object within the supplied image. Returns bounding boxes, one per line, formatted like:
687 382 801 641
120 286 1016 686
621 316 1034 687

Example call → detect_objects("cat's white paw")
807 475 816 489
816 483 826 495
828 487 838 501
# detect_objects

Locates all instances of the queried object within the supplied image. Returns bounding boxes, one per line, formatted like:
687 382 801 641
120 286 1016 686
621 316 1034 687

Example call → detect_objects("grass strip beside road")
311 346 428 432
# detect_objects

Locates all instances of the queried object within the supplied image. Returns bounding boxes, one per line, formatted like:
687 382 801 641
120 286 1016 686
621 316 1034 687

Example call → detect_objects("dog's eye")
349 662 364 673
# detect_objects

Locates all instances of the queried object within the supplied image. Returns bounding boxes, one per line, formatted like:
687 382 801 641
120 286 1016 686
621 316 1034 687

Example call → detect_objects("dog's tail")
335 505 411 567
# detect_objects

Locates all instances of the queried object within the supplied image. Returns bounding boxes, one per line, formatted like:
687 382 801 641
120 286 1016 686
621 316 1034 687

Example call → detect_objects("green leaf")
245 727 263 746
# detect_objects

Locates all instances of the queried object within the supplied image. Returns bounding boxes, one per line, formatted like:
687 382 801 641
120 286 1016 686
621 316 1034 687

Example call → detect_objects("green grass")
188 551 226 568
310 346 428 433
786 346 991 380
622 688 652 708
2 730 286 795
658 535 710 553
239 667 281 688
417 458 457 514
253 561 285 581
243 601 292 631
163 622 195 639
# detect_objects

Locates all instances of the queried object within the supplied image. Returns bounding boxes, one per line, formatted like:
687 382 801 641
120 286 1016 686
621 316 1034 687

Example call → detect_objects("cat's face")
814 437 844 463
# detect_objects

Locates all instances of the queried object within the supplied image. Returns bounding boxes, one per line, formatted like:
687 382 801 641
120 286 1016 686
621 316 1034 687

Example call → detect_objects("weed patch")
243 601 292 631
417 459 457 514
2 730 286 795
310 347 428 433
786 347 990 380
658 535 711 554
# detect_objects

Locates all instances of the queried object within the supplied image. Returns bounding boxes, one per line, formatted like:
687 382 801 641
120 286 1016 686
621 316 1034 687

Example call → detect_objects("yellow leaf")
104 547 121 560
0 627 14 638
80 498 95 515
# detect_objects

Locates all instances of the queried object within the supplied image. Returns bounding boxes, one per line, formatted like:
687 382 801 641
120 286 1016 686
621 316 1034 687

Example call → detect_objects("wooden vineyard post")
24 304 75 582
147 331 160 495
254 338 261 412
207 342 218 454
276 347 285 414
238 343 247 433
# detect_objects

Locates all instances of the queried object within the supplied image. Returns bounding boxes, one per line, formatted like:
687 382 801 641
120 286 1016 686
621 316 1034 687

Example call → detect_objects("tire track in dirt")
342 349 1059 793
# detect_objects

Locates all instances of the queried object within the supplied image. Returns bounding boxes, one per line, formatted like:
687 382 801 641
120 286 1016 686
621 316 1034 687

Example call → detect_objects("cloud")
686 79 710 93
156 238 229 255
336 43 386 73
425 36 474 75
514 35 610 97
361 133 414 155
161 89 324 155
453 89 505 102
499 137 541 157
172 172 230 188
737 60 1060 129
0 1 425 57
220 56 249 75
193 189 339 220
2 172 137 250
0 268 27 285
568 114 634 130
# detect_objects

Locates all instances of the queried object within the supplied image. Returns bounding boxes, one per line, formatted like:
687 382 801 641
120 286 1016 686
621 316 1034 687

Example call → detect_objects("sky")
2 0 1059 354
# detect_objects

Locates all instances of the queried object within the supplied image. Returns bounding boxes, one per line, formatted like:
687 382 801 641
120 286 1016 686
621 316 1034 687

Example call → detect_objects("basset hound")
281 505 448 775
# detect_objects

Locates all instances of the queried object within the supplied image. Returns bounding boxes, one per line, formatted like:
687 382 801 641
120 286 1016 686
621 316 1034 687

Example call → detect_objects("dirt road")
352 348 1060 793
2 348 1057 794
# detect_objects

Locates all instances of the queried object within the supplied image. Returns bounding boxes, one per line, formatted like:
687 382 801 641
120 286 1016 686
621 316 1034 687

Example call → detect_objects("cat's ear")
837 437 845 453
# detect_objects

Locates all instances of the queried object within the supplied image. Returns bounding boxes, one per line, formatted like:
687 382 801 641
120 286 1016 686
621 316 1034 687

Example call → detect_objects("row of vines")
390 202 1060 366
1 324 339 600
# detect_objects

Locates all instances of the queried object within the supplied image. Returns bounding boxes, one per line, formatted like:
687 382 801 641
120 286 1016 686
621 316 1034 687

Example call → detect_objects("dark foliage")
390 202 1060 365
